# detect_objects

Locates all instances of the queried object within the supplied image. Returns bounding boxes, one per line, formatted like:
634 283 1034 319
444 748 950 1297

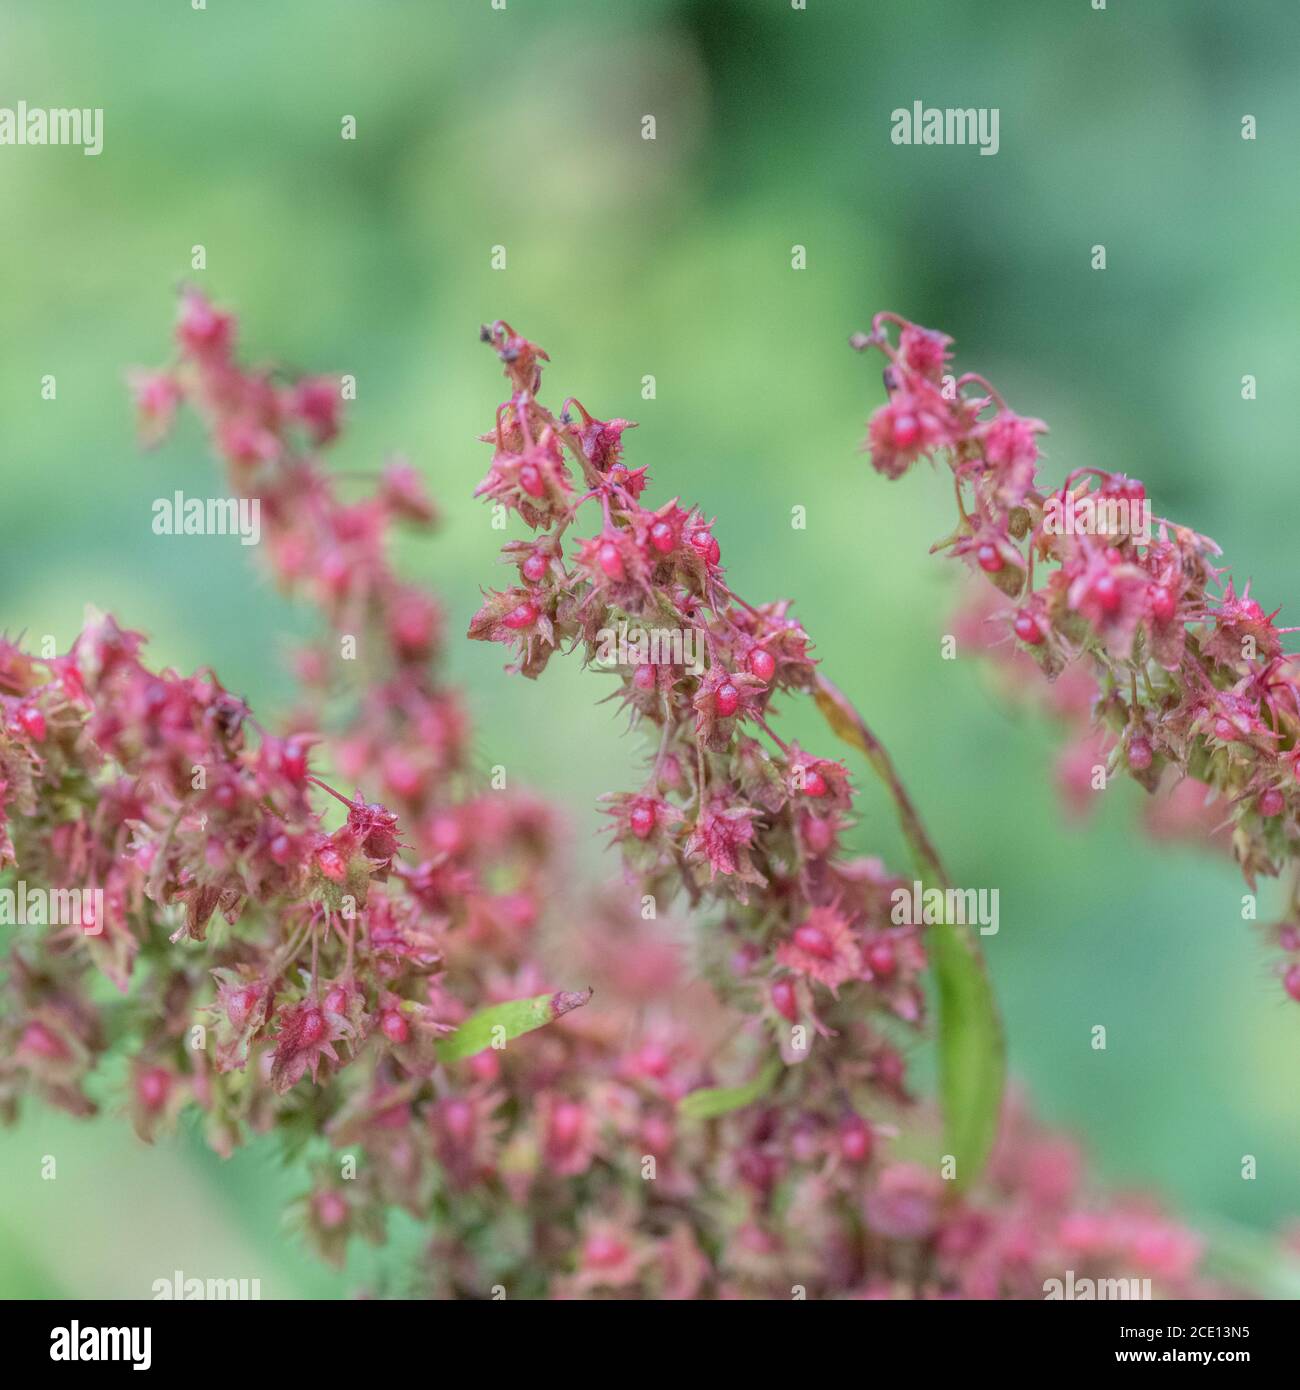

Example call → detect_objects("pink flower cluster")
856 311 1300 1001
0 293 1271 1297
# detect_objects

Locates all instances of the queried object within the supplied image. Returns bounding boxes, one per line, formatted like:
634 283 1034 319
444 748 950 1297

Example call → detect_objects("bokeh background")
1 0 1298 1297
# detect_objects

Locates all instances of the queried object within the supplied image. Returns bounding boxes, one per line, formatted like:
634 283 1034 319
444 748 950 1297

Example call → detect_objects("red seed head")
381 1010 410 1044
1093 572 1120 614
771 977 799 1022
502 601 538 630
549 1100 585 1151
598 541 624 581
1150 584 1176 624
443 1098 475 1144
839 1114 874 1164
522 552 547 583
891 412 920 450
800 768 828 798
1285 964 1300 1003
518 462 544 498
748 647 776 682
317 846 348 882
793 923 835 960
866 941 897 979
281 738 309 783
649 521 675 554
715 682 741 718
976 543 1003 573
584 1233 628 1270
299 1008 327 1045
137 1066 172 1113
629 802 656 840
314 1190 349 1230
16 706 46 742
689 529 721 566
19 1021 70 1062
1013 612 1044 645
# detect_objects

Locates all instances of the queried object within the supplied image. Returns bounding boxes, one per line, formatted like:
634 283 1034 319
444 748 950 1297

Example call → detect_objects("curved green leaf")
434 987 592 1063
679 1056 783 1120
813 674 1004 1189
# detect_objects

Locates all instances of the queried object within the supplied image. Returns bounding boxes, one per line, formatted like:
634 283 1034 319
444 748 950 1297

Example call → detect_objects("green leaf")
812 674 1004 1190
434 988 592 1064
679 1056 783 1120
930 910 1004 1189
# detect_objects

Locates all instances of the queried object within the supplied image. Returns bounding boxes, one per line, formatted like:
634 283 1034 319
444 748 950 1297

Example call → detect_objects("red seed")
715 682 741 718
19 1021 69 1061
1150 584 1176 623
502 601 538 630
522 552 547 583
137 1066 171 1112
794 923 835 960
381 1011 410 1044
690 530 721 566
629 803 656 839
891 412 920 449
801 768 828 798
598 541 624 581
1013 612 1043 645
633 664 656 691
839 1115 874 1164
976 543 1003 573
549 1101 584 1150
584 1233 628 1270
800 813 835 856
444 1098 475 1143
1093 572 1121 613
281 738 309 783
1127 737 1153 771
649 521 675 553
866 941 897 979
315 1191 349 1230
748 647 776 682
16 706 46 742
518 462 544 498
771 978 799 1022
317 846 348 882
1259 788 1285 818
299 1008 327 1044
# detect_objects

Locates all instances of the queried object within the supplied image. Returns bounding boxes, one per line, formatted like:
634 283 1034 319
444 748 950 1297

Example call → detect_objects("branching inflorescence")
0 295 1283 1298
853 312 1300 1000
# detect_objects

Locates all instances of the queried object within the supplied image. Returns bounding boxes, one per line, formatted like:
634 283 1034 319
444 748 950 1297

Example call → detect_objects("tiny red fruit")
748 647 776 682
503 601 538 630
976 544 1002 573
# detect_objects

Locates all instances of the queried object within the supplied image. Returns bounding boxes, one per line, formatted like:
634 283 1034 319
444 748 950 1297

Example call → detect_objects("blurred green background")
2 0 1298 1297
